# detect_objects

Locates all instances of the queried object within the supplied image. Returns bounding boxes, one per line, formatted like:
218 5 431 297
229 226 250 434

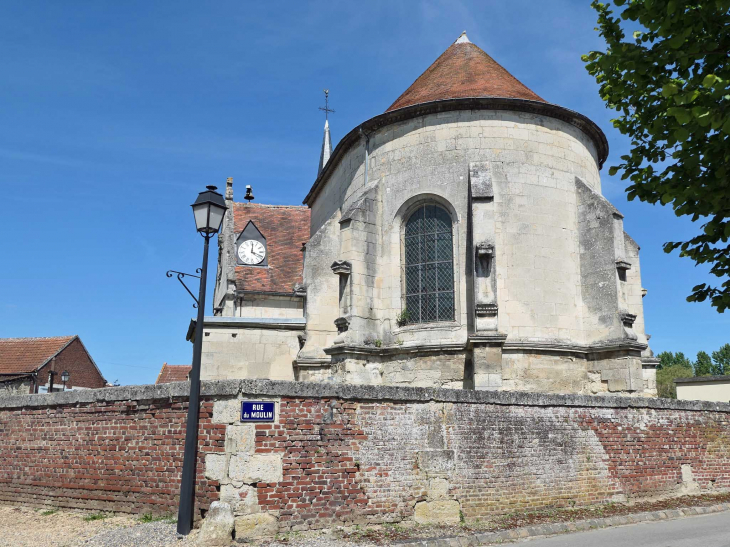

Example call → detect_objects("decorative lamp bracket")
166 270 202 308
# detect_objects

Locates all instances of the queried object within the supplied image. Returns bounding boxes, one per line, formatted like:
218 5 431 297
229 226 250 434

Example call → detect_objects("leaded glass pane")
434 207 451 233
406 295 420 322
423 205 437 233
405 235 420 265
424 263 437 293
438 291 454 321
424 236 436 262
423 293 438 322
405 265 420 295
401 204 455 324
436 232 452 260
437 262 452 292
405 209 422 237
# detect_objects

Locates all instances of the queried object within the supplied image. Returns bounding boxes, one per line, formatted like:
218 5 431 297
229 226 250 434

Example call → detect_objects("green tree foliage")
694 350 713 376
583 0 730 312
711 343 730 375
656 350 692 370
656 363 694 398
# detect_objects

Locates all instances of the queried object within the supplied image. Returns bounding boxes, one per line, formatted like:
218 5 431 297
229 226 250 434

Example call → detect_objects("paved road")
518 511 730 547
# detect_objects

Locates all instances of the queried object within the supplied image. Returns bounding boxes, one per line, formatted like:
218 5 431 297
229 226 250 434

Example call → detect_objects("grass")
83 512 109 522
138 513 176 524
40 508 58 516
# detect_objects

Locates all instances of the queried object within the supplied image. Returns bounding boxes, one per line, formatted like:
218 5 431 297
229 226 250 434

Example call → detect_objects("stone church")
204 32 658 396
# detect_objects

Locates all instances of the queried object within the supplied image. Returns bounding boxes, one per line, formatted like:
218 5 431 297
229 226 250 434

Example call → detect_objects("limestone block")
678 464 700 493
225 425 255 454
417 450 455 476
229 453 283 484
428 478 450 500
213 399 241 424
414 500 461 525
220 483 259 515
205 453 228 482
235 513 278 539
197 501 234 546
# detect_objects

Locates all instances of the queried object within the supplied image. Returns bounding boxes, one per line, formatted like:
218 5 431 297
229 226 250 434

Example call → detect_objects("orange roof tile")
233 203 310 294
0 336 76 375
387 32 544 112
155 363 192 384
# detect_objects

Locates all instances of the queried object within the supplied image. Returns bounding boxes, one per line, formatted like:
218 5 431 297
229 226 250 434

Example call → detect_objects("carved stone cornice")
475 303 498 317
620 312 637 328
475 242 494 258
331 260 352 276
334 317 350 333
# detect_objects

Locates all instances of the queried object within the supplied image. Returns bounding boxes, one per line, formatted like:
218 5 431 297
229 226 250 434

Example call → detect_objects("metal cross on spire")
318 89 335 121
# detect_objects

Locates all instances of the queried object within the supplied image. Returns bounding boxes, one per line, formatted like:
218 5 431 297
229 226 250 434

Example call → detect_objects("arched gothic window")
404 204 455 323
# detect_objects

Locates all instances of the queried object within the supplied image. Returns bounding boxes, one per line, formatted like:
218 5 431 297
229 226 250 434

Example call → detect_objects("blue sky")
1 0 727 385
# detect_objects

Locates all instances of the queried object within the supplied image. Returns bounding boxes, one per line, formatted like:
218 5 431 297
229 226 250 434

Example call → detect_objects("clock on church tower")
235 221 267 266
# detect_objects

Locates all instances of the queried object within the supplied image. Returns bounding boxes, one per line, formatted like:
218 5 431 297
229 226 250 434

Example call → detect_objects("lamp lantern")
191 185 227 235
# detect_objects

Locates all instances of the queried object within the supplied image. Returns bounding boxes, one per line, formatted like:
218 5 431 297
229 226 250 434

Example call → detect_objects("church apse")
206 32 657 396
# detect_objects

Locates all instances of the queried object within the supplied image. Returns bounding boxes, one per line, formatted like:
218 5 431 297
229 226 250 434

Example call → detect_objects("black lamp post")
177 185 227 536
61 370 70 391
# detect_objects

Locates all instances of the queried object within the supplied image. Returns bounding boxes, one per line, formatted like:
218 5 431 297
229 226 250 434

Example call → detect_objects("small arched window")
404 204 455 323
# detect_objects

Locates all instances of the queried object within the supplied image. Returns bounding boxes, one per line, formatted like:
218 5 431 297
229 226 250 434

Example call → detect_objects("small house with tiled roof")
155 363 192 384
207 32 657 396
0 335 106 395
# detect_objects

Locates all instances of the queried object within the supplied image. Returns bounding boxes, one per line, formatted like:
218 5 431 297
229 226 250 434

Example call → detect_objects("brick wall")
0 389 223 516
36 338 106 390
1 381 729 531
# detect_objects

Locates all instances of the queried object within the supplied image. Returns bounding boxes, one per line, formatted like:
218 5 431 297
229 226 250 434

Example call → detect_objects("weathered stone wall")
236 295 303 319
0 378 32 396
202 320 300 382
1 380 727 534
299 107 653 394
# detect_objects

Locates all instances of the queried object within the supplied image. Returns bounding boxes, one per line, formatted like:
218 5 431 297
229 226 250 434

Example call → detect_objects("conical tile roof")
387 32 544 112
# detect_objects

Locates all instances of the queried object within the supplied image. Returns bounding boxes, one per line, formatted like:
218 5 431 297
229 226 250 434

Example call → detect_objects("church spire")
318 89 335 176
318 119 332 176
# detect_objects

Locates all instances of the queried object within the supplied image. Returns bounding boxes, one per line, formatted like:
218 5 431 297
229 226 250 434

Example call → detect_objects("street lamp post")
177 185 227 536
61 370 70 391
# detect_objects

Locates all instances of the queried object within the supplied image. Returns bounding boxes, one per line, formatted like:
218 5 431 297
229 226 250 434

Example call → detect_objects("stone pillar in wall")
332 188 381 348
575 177 646 393
468 162 507 390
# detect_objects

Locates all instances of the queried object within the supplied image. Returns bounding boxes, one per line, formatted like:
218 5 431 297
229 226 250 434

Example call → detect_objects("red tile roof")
155 363 192 384
387 34 544 112
0 336 76 375
233 203 310 294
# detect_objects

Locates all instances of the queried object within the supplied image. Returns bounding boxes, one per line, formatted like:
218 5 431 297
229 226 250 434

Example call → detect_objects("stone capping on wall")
203 317 306 330
1 379 729 414
675 375 730 384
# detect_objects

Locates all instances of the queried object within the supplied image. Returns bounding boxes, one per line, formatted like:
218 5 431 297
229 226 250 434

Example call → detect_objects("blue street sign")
240 401 275 422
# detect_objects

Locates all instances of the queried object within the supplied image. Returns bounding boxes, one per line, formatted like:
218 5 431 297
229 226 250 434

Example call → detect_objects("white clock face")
238 240 266 265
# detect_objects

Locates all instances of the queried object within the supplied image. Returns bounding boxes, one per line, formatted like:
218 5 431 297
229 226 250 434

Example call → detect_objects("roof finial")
455 30 470 44
318 89 335 121
318 89 333 175
225 177 233 200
